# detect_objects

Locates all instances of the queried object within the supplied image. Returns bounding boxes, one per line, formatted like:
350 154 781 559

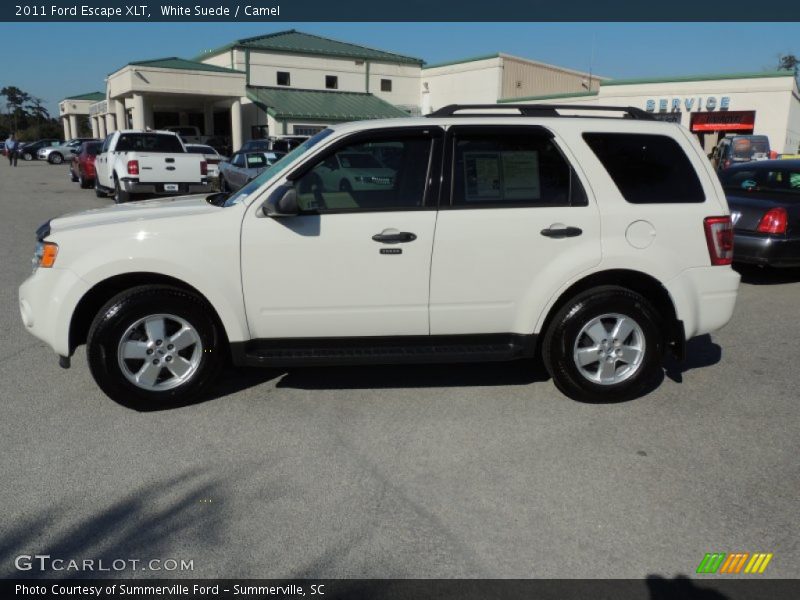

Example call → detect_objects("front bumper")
119 178 211 195
665 266 741 339
733 231 800 267
19 267 89 358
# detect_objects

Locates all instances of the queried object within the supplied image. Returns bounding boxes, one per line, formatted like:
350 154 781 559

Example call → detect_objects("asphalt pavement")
0 158 798 581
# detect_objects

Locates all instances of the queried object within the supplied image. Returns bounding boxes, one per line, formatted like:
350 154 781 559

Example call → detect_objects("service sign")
645 96 731 112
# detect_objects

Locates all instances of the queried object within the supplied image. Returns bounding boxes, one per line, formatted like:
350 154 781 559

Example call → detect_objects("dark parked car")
18 139 61 161
69 141 103 189
720 159 800 267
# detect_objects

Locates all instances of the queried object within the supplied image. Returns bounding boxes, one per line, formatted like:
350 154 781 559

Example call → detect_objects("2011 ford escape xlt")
19 105 740 408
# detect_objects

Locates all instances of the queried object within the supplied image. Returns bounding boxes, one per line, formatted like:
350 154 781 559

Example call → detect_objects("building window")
380 79 392 92
325 75 338 90
277 71 290 86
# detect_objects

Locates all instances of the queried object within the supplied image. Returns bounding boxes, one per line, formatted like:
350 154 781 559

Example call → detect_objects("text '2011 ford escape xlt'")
19 105 740 408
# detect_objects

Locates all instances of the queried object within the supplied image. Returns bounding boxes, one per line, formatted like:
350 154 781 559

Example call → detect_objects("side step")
231 334 537 368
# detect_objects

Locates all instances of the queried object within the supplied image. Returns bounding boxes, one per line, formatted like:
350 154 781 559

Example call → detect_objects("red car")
69 141 102 189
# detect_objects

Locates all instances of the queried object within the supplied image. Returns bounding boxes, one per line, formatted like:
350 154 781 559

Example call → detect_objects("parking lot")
0 158 798 580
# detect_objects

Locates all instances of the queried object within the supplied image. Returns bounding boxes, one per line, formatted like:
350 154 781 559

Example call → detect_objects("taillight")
756 207 788 234
704 216 734 266
200 160 208 176
127 160 139 175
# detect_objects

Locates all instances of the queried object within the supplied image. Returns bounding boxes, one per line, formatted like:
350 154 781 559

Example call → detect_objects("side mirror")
263 185 299 217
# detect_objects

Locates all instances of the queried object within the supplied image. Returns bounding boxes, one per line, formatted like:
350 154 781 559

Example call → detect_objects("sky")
1 22 799 116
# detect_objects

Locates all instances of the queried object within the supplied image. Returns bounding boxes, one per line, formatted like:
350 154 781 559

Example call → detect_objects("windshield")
224 128 334 207
731 137 769 159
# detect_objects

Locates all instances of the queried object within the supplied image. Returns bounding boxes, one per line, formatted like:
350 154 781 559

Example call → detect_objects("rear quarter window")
583 133 705 204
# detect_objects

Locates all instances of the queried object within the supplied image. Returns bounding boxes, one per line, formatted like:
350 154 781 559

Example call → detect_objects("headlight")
32 241 58 272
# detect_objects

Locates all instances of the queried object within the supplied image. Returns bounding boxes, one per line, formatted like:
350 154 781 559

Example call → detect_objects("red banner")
690 111 755 132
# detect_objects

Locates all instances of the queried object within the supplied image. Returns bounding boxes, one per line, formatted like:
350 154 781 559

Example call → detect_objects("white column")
62 117 71 139
203 103 214 136
114 99 127 130
132 94 145 129
68 115 78 139
104 114 114 135
98 115 107 138
90 117 99 138
230 99 242 153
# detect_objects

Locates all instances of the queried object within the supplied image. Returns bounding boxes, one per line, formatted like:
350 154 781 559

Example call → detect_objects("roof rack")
426 104 655 120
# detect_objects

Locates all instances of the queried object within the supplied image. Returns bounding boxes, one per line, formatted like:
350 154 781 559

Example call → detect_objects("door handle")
540 226 583 238
372 229 417 244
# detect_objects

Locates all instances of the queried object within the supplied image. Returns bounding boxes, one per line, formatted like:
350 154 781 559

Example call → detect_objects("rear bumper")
665 266 741 339
119 178 211 195
733 231 800 267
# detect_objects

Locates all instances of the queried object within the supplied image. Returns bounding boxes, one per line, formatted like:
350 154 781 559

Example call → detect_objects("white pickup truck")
94 130 211 203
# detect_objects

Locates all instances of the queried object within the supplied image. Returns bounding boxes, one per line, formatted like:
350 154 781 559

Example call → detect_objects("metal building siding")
500 57 600 100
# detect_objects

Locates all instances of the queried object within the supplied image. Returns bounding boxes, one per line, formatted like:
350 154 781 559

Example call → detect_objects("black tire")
70 168 79 183
219 175 229 193
339 179 353 192
86 285 226 409
49 152 64 165
542 285 663 403
114 177 130 203
22 152 33 161
79 173 91 189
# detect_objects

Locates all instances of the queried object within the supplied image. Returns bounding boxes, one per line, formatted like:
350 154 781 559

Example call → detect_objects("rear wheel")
114 177 130 203
22 151 33 161
49 152 64 165
542 286 663 402
79 173 91 189
86 285 225 408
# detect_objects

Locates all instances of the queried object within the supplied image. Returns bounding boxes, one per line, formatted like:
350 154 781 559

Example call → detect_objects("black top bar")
426 104 655 120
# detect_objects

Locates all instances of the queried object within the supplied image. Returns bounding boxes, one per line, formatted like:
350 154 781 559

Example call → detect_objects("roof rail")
426 104 655 120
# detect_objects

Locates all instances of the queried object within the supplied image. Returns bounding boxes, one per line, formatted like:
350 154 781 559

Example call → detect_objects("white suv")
19 105 740 408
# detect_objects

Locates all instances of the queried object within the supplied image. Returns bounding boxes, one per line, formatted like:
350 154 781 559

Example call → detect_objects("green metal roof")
197 30 423 66
247 86 410 121
498 90 599 103
423 53 500 70
126 57 243 74
64 91 106 101
601 70 795 86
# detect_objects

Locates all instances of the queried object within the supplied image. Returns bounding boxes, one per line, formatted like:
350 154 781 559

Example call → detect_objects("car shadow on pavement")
734 263 800 285
646 575 729 600
0 469 226 579
663 334 721 384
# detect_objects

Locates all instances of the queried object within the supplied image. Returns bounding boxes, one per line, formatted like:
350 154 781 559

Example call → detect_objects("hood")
49 194 221 235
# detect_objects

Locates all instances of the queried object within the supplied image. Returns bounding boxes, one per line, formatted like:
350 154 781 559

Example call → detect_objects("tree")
1 85 32 132
777 54 799 77
27 96 50 125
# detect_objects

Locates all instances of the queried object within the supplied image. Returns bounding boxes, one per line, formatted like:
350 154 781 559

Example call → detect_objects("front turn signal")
38 242 59 268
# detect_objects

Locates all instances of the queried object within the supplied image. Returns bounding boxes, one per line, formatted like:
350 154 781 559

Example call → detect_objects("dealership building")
504 71 800 154
59 30 800 154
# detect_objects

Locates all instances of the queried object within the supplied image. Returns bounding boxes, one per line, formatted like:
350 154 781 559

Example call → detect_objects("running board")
230 334 537 368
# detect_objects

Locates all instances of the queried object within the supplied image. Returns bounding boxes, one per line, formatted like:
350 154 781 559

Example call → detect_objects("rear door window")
583 133 705 204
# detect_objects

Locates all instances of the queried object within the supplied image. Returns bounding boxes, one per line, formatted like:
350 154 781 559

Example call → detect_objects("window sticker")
463 151 540 202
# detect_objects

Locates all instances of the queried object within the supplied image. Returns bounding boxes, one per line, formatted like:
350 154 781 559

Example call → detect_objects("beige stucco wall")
107 66 245 100
422 57 503 114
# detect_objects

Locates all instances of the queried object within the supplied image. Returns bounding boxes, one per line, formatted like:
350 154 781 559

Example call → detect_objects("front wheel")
542 286 663 403
22 152 33 161
49 152 64 165
86 285 225 409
